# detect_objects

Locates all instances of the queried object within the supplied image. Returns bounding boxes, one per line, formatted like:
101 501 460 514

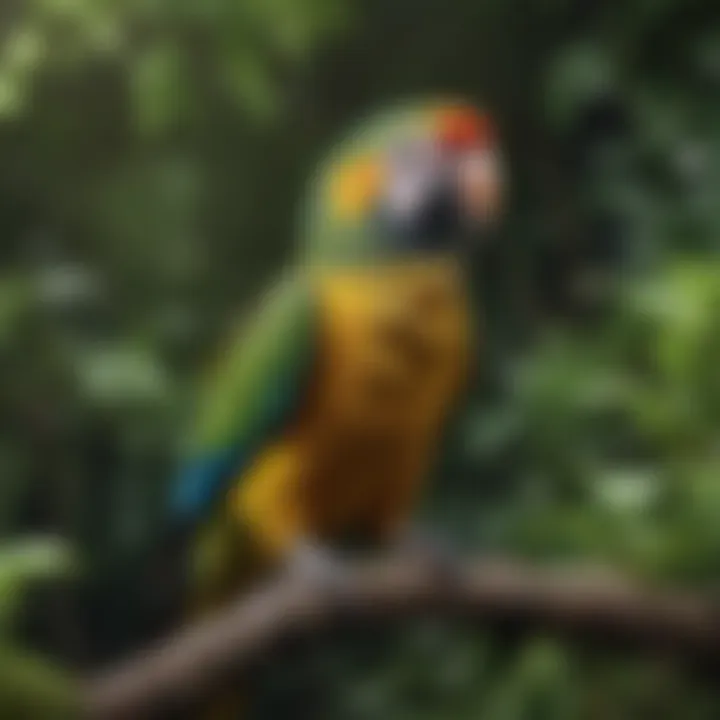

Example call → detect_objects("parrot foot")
392 527 464 587
284 540 352 598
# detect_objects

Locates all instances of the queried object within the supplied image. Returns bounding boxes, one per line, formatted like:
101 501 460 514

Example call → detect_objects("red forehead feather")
436 107 495 151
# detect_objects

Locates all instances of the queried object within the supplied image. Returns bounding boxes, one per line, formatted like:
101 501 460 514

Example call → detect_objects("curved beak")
457 148 504 230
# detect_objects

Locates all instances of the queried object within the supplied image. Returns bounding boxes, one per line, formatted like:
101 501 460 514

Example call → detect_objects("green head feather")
297 96 492 266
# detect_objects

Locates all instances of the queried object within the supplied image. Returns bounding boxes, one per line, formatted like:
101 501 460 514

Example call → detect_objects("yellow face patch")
329 156 385 221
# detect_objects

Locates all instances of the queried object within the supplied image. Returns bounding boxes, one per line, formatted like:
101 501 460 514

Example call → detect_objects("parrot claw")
285 540 351 598
393 527 464 586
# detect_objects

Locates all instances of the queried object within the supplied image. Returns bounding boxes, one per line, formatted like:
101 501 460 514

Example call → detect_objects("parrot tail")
189 514 271 720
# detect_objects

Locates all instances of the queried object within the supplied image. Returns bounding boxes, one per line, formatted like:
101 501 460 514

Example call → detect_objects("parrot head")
299 98 505 265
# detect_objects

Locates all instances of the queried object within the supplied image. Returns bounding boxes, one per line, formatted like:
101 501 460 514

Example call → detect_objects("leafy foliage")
0 0 718 717
0 540 79 719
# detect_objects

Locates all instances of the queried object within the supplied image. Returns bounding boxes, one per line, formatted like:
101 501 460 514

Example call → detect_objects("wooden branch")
84 558 720 719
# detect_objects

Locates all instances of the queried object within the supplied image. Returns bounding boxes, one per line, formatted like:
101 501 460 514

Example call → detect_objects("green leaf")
544 41 617 130
0 538 76 631
0 643 80 719
0 276 33 347
222 49 280 121
130 42 186 138
74 343 170 408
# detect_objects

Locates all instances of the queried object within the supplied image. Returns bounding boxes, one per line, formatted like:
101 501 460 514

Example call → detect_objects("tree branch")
84 558 720 719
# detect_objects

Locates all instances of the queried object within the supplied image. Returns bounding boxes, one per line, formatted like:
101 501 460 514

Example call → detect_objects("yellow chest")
309 259 473 437
235 259 475 551
293 260 473 526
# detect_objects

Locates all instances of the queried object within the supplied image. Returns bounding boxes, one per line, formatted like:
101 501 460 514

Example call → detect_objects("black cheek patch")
377 180 462 253
413 182 461 250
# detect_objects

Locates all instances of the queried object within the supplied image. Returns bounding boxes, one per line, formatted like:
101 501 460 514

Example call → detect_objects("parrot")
169 97 505 718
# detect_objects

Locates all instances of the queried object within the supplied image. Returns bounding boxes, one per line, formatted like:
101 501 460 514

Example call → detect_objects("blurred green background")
0 0 719 717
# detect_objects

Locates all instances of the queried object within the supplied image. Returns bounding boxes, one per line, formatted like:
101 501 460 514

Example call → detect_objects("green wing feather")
171 271 316 526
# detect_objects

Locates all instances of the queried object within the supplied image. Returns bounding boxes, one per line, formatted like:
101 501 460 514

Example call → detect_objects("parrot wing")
171 272 316 526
